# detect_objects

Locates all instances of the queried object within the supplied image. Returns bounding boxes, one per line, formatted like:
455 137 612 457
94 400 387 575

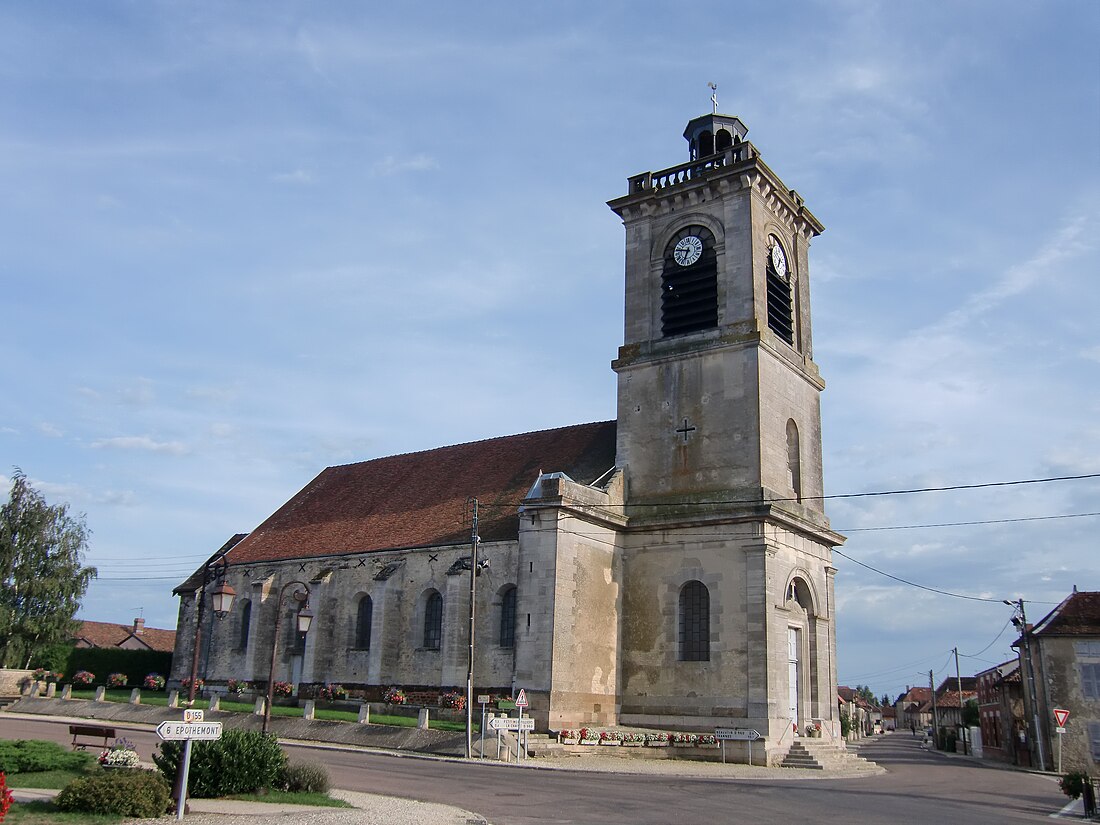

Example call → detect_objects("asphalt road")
0 716 1070 824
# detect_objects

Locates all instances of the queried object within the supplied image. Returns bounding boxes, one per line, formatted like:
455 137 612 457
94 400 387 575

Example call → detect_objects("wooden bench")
69 724 115 750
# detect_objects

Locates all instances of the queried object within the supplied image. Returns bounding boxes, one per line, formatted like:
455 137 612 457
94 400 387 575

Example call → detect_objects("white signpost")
514 690 529 761
477 695 491 759
1053 708 1070 772
157 719 224 819
489 716 535 731
715 728 761 765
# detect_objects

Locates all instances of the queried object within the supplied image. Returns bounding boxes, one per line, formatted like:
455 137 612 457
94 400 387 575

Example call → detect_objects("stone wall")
0 668 33 696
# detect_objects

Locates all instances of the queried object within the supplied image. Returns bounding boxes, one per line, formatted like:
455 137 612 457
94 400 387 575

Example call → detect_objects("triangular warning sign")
1053 708 1070 727
515 688 529 708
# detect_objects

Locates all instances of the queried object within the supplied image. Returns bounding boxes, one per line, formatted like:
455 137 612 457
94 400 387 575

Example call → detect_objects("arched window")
423 591 442 650
355 595 373 649
679 580 710 661
238 599 251 650
786 419 802 501
499 586 517 648
766 235 794 345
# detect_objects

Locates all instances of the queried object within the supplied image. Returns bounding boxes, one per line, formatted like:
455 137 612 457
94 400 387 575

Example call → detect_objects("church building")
171 109 844 762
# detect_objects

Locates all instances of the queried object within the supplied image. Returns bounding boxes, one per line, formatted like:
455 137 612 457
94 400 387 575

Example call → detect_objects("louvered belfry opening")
661 225 718 337
766 253 794 345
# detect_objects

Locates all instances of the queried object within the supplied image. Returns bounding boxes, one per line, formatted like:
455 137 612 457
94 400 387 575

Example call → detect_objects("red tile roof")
75 620 176 653
224 421 618 566
1031 591 1100 636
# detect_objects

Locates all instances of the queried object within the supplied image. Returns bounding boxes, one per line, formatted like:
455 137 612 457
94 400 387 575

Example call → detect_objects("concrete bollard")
59 684 72 700
254 697 266 716
303 700 315 720
208 694 220 711
417 707 430 730
45 683 56 698
358 704 370 724
167 690 179 708
94 686 106 702
28 681 40 697
129 688 141 705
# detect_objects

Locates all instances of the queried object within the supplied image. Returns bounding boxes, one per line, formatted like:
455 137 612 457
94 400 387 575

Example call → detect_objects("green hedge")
154 729 287 797
64 648 173 686
0 740 94 773
56 769 171 817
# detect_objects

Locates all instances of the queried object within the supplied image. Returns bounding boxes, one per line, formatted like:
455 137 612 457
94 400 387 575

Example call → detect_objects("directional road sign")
1053 708 1070 727
156 721 223 741
715 727 760 741
489 717 535 732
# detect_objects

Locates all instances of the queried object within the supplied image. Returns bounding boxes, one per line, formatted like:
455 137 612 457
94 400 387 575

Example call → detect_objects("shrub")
317 683 347 701
282 761 330 794
55 769 170 818
143 673 165 691
1060 770 1091 800
0 772 12 823
180 677 204 693
439 691 465 710
383 686 407 704
71 670 95 686
273 681 293 697
107 673 127 688
0 740 94 774
154 729 287 797
226 679 249 696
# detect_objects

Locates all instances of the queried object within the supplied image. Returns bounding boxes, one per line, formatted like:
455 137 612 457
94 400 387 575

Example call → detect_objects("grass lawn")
64 690 476 731
4 768 89 789
5 801 126 824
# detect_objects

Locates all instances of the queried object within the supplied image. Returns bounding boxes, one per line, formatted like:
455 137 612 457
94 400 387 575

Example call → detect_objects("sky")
2 0 1099 702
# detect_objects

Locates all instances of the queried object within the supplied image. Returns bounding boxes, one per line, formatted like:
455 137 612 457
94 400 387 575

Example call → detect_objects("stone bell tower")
607 111 844 761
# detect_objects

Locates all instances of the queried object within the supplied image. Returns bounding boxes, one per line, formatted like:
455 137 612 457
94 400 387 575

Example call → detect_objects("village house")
976 658 1028 767
75 618 176 653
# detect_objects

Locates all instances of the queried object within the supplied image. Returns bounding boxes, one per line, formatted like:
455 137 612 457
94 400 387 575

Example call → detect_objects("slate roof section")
75 620 177 653
1031 590 1100 637
224 421 618 566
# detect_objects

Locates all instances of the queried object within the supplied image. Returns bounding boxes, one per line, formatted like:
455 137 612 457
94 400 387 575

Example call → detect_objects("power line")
832 549 1005 603
842 511 1100 533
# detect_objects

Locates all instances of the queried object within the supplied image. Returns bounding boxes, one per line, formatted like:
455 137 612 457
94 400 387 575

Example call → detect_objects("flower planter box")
599 740 621 746
621 741 643 747
560 737 579 745
578 739 598 746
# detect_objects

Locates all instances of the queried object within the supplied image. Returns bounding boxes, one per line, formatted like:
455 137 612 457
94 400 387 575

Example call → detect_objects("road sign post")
157 719 223 819
1053 709 1070 773
715 728 760 766
478 695 490 759
514 690 529 761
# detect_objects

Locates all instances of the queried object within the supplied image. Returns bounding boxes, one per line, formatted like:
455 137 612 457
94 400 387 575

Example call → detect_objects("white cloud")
372 154 438 176
272 169 314 185
91 436 188 455
36 422 64 437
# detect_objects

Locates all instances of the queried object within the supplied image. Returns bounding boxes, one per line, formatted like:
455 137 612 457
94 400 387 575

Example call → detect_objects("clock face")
674 235 704 267
770 240 788 278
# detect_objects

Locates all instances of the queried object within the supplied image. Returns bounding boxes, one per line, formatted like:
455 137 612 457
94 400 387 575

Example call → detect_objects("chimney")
133 618 145 635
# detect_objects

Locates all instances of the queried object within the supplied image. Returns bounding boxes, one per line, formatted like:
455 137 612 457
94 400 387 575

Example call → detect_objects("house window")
355 595 373 649
1076 641 1100 657
679 580 710 662
499 586 517 648
1090 722 1100 762
423 591 443 650
662 225 718 338
1081 662 1100 699
238 600 251 649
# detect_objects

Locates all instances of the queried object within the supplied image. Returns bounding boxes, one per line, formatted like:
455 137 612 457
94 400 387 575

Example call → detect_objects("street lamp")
1006 598 1045 770
186 557 235 704
262 581 313 735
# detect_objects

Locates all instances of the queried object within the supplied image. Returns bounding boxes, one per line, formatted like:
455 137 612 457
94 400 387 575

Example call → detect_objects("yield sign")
515 688 529 708
1053 708 1070 727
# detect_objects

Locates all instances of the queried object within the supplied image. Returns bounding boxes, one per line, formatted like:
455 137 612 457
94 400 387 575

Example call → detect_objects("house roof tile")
1031 591 1100 637
222 421 618 566
75 620 176 653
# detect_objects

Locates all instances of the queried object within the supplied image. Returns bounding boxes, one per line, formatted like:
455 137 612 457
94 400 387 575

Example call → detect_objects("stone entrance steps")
779 738 881 773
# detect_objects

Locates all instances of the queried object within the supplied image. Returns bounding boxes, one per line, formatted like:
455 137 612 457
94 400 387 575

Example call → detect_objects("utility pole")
1007 598 1046 771
465 498 479 760
954 647 967 755
929 670 940 749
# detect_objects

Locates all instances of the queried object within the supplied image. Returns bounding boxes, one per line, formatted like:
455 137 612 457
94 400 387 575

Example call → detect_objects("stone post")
129 688 141 705
94 686 106 702
209 694 220 711
167 690 179 708
358 704 370 724
303 700 315 720
253 696 266 716
417 707 430 730
45 683 56 698
59 684 71 700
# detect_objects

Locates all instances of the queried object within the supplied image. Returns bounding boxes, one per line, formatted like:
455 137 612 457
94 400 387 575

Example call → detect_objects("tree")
0 470 96 668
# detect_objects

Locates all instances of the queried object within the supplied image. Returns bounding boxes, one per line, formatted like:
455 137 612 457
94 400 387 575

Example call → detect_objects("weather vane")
708 82 718 113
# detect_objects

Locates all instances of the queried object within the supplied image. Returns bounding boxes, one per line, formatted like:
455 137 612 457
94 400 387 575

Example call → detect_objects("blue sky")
2 0 1098 700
